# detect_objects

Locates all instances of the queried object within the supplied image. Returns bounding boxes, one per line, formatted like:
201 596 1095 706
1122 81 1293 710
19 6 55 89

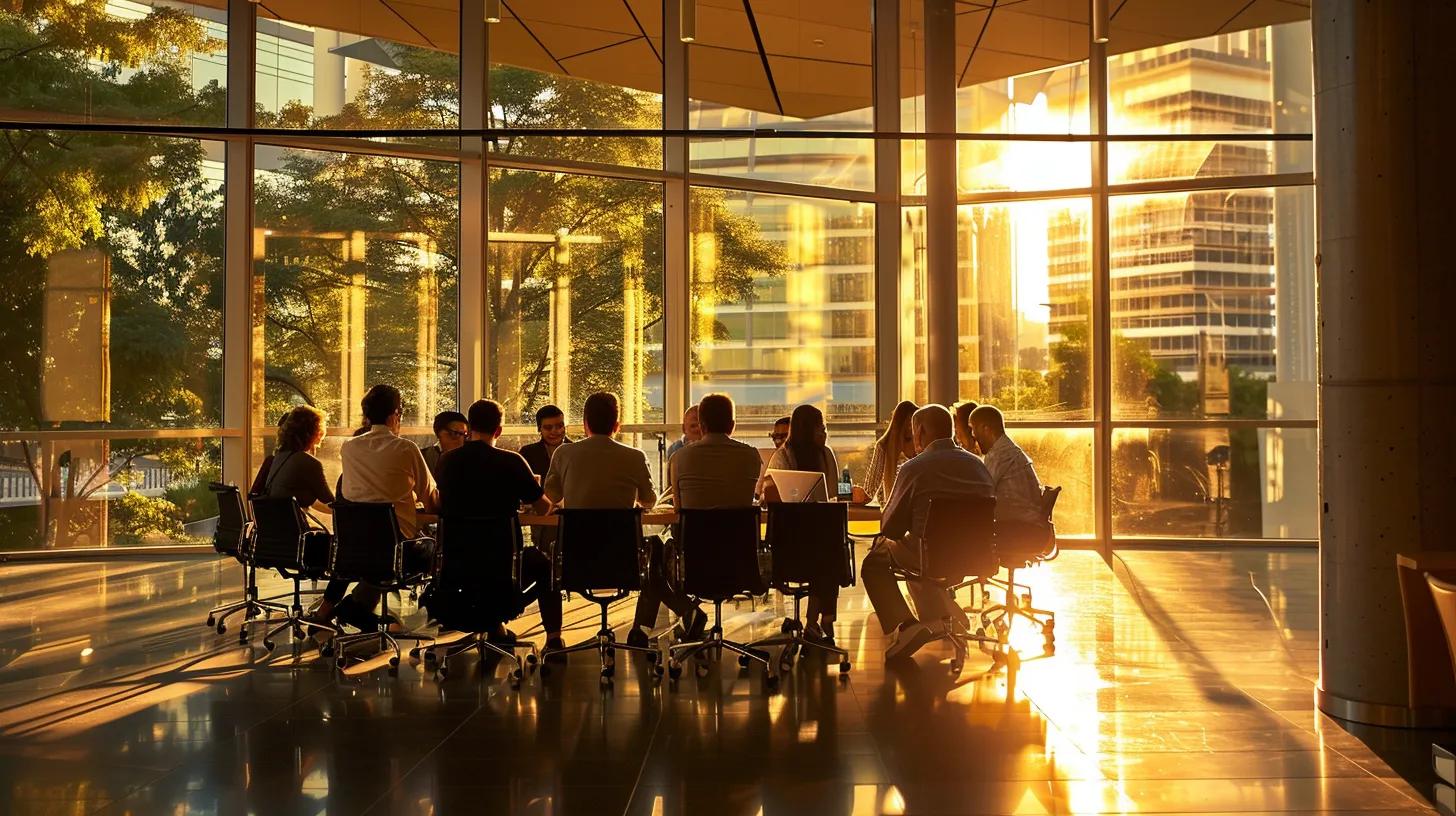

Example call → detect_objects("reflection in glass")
690 189 875 424
0 437 220 551
255 3 459 143
0 132 224 431
488 168 664 427
0 0 226 126
1006 428 1093 537
1113 427 1316 539
905 199 1093 419
253 146 459 434
1107 187 1314 420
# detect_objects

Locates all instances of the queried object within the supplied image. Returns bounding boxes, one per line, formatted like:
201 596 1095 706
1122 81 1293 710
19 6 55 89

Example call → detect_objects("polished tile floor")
0 547 1439 815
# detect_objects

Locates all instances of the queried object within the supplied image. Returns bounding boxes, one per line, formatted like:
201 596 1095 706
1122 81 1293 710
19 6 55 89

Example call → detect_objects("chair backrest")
1040 485 1062 524
1428 573 1456 682
555 508 647 593
764 502 851 588
675 507 766 601
331 500 405 586
210 482 248 557
437 516 521 593
249 495 308 570
921 496 998 582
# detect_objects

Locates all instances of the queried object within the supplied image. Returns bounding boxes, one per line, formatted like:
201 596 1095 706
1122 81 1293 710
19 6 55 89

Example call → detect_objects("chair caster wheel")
654 663 665 678
764 676 779 694
738 654 750 669
668 662 683 680
602 664 615 678
216 623 227 635
838 660 851 673
526 653 538 665
423 651 438 667
263 640 275 652
409 647 421 659
206 615 216 627
646 650 659 664
949 659 963 675
389 655 400 669
512 668 524 681
238 632 249 645
320 644 334 658
694 661 710 678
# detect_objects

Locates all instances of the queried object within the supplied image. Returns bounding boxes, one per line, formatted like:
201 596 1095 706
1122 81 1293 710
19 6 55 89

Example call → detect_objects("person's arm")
660 451 678 507
879 465 915 541
760 446 787 500
411 446 439 514
634 449 657 508
308 456 333 514
510 453 550 515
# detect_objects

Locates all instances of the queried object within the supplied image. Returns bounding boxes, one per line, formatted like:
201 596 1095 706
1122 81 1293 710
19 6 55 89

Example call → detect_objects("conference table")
518 503 883 527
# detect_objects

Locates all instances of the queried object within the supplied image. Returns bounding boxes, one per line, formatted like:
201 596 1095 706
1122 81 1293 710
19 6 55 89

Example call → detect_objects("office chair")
327 500 435 674
888 495 1001 676
248 495 340 653
419 515 539 686
746 502 853 676
979 486 1060 656
541 508 663 685
205 483 286 642
665 507 777 690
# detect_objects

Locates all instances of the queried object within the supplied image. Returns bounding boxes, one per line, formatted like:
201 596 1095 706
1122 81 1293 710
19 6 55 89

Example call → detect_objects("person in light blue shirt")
665 405 701 460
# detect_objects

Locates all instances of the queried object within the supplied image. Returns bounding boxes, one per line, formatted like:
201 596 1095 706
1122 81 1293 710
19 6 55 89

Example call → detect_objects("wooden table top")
519 504 882 527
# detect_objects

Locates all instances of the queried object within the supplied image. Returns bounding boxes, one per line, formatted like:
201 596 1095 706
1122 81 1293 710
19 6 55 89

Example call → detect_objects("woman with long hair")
862 400 917 505
763 404 861 643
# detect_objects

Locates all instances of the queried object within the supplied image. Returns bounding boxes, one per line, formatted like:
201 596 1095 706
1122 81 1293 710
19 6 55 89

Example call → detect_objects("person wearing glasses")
769 416 791 449
420 410 468 480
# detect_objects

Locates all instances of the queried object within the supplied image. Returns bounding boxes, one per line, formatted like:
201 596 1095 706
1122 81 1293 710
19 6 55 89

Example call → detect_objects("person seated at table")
769 415 790 449
519 404 571 479
969 405 1044 529
419 410 468 480
436 398 562 651
665 404 702 460
635 394 761 643
262 405 334 518
249 412 289 497
761 403 866 643
317 384 439 632
863 400 917 505
861 404 994 662
953 400 980 455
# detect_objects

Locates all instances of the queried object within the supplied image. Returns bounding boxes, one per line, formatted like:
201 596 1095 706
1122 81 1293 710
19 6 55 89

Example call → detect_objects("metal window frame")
0 1 1320 559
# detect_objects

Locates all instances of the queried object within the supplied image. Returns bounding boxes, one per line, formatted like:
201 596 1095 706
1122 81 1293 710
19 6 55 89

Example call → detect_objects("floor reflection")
0 548 1438 815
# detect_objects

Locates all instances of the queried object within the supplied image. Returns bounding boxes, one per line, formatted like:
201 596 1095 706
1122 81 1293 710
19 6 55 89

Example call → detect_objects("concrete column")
1314 0 1456 726
923 0 957 404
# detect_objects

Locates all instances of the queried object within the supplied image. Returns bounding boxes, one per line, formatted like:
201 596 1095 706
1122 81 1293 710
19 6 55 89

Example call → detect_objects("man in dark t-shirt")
436 399 563 650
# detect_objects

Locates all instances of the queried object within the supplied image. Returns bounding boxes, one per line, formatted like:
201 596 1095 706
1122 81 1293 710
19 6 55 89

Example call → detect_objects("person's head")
770 416 791 448
583 392 620 437
535 404 567 447
432 410 468 452
466 399 505 443
879 400 918 461
910 404 954 454
697 393 735 436
786 404 827 471
680 405 702 443
953 400 979 453
278 405 327 453
360 384 403 431
969 404 1006 453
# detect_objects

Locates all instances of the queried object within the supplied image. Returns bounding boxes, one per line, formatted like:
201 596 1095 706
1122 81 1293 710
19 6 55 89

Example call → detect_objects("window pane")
256 1 459 143
0 0 225 126
1013 428 1094 538
690 189 875 424
688 1 873 190
0 437 220 551
253 146 459 434
1108 22 1312 135
1109 187 1314 420
489 1 663 168
1110 140 1311 185
1113 427 1316 539
488 168 664 427
0 131 224 431
904 199 1093 419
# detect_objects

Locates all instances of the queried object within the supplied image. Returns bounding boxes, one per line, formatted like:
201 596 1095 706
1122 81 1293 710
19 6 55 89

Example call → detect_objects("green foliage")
108 489 184 545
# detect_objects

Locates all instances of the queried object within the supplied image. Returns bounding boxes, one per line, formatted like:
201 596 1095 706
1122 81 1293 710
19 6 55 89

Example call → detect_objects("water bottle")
838 468 853 501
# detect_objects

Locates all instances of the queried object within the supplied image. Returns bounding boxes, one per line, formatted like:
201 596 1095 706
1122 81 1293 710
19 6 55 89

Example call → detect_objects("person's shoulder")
489 445 531 467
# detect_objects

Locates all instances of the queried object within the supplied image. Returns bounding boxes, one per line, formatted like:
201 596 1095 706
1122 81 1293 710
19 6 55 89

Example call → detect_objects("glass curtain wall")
0 1 1315 551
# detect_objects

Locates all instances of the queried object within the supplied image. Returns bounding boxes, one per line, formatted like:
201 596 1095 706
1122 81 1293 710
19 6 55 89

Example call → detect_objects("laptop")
767 469 825 503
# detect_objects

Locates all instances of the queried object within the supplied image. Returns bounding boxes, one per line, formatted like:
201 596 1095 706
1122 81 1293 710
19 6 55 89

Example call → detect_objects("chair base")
669 601 777 692
420 631 538 686
539 598 662 685
259 578 342 654
978 566 1056 657
206 565 291 644
327 589 431 675
747 592 851 676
